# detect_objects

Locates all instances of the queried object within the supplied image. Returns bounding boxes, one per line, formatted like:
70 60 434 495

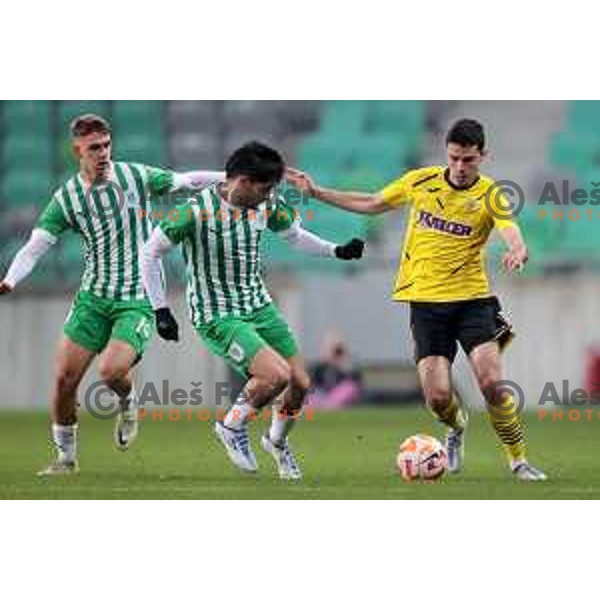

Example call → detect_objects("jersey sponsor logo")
416 210 473 237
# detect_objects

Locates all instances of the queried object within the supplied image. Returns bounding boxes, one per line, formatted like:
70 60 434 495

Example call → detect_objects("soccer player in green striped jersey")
142 141 365 479
0 113 225 475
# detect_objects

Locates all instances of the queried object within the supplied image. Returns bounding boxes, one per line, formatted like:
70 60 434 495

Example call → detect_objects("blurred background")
0 100 598 411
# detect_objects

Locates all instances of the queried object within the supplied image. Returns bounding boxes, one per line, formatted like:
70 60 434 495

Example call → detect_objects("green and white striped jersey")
161 185 299 326
36 162 174 301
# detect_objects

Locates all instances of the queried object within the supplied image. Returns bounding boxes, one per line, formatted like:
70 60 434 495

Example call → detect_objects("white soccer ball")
397 434 447 482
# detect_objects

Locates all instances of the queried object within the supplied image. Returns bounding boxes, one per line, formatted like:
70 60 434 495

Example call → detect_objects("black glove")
335 238 365 261
155 307 179 342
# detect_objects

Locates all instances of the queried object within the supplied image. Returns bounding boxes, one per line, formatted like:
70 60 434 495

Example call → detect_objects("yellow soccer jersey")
381 165 516 303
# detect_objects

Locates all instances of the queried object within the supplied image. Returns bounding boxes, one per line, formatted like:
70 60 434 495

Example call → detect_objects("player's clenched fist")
0 281 13 295
155 307 179 342
335 239 365 261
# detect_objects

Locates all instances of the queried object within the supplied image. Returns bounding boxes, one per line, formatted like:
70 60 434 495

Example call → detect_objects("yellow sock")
489 393 526 466
430 393 467 431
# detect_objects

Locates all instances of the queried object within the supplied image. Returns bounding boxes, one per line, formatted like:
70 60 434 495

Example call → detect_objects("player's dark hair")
225 141 284 184
446 119 485 151
70 113 111 138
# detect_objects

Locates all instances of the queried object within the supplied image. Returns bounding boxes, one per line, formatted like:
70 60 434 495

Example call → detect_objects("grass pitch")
0 406 596 499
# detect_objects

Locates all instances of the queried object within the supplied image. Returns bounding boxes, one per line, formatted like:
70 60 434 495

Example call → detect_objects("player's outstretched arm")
0 229 57 295
279 225 365 261
498 224 528 273
285 168 392 215
171 170 226 191
141 228 180 342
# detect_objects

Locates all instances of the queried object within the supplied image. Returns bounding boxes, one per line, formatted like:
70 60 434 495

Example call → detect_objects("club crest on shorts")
228 342 245 363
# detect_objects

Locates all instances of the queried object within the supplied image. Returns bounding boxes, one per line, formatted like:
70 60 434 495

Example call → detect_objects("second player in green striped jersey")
142 141 365 480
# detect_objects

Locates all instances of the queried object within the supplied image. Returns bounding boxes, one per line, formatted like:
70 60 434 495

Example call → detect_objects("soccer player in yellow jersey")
287 119 547 481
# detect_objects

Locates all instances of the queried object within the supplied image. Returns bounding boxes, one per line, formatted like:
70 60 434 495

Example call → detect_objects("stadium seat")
567 101 600 134
347 135 412 177
57 234 84 288
1 168 53 206
296 135 353 173
113 101 163 135
2 100 52 135
2 133 53 170
548 131 600 173
319 101 368 135
367 101 425 133
114 133 165 165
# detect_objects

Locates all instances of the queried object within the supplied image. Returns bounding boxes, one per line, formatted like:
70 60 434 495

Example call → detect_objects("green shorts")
196 303 299 376
64 290 155 357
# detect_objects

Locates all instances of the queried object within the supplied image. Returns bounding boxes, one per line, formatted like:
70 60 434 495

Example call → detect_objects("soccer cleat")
261 434 302 480
37 459 79 476
512 461 548 482
214 421 258 473
445 427 465 474
113 397 139 451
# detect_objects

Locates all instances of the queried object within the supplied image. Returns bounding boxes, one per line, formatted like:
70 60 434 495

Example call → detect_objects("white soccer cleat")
114 397 139 451
512 461 548 482
261 434 302 480
214 421 258 473
445 427 465 474
37 459 79 476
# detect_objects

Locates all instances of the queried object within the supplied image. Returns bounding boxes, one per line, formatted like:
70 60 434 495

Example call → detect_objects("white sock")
224 400 255 430
120 385 138 420
269 409 298 445
52 423 77 463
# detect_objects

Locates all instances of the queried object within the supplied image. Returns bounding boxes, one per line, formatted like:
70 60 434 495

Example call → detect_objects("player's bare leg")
469 341 546 481
261 354 311 480
97 339 140 451
418 356 467 474
38 336 95 476
216 348 290 473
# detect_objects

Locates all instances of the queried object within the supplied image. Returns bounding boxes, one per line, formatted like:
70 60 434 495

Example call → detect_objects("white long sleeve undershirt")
4 229 57 288
171 171 225 191
142 228 174 310
279 223 337 257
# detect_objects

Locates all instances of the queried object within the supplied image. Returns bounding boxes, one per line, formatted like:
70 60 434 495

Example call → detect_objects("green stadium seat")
548 132 600 173
1 168 53 206
296 135 351 174
568 101 600 134
2 133 53 170
368 101 425 138
114 133 165 165
347 135 412 177
319 101 368 135
334 163 403 192
2 101 52 134
56 234 83 287
113 101 163 135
